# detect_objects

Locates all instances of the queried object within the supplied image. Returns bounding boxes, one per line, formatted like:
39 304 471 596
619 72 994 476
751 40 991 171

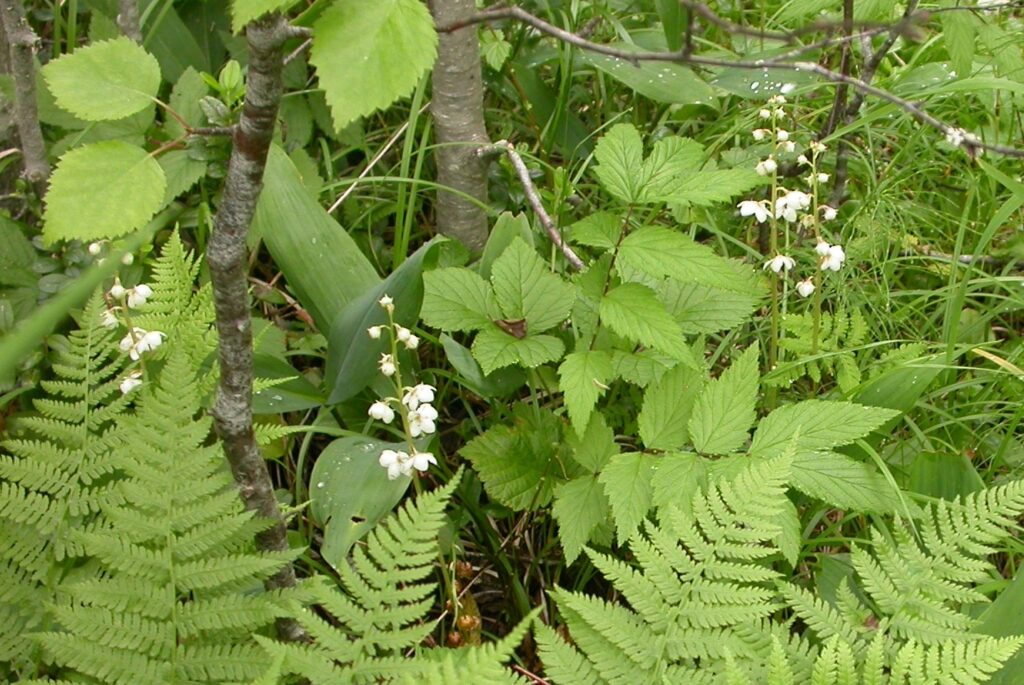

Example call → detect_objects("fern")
541 459 1024 684
32 349 302 684
768 306 866 392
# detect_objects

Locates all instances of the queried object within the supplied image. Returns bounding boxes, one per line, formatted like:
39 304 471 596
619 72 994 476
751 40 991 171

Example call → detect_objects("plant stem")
0 0 49 195
206 13 302 642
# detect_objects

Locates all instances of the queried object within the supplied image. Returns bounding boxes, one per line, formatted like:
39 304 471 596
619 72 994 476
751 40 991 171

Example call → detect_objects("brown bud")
455 560 473 580
457 614 481 632
446 630 462 647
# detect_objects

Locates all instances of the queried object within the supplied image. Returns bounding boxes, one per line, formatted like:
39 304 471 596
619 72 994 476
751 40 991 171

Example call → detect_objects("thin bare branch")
0 0 49 194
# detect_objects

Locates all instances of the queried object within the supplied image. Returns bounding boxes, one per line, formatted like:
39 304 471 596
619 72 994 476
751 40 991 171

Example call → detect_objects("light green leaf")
490 238 575 332
480 212 532 280
43 37 160 121
479 30 512 71
619 226 752 290
310 0 438 131
688 343 760 454
750 401 900 457
232 0 297 33
472 328 564 375
44 141 166 245
569 211 622 250
553 476 610 565
600 282 693 363
942 11 977 80
775 497 801 566
638 136 704 199
611 349 676 387
593 123 644 203
650 451 706 515
599 452 655 543
661 281 761 334
566 412 618 473
422 268 498 332
166 67 209 139
790 452 903 514
638 363 705 451
659 167 764 206
158 149 206 206
559 351 613 437
581 46 715 108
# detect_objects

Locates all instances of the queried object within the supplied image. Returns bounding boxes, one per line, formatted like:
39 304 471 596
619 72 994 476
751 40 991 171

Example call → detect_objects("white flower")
821 244 846 272
764 254 796 273
379 353 396 377
774 190 811 222
776 129 790 142
101 308 119 329
131 330 165 360
758 108 772 120
367 325 383 339
378 294 394 311
755 157 778 176
821 205 838 221
126 284 153 309
773 107 785 119
817 173 830 183
768 95 787 106
410 450 437 472
945 127 966 147
780 83 796 94
752 128 769 141
797 154 810 166
368 400 395 423
108 279 126 300
404 334 420 350
88 242 103 256
119 327 145 352
121 253 134 266
379 449 411 480
809 140 827 154
796 278 816 298
781 141 796 153
408 403 438 437
395 325 411 342
119 371 143 394
402 383 436 410
738 200 770 223
815 240 832 256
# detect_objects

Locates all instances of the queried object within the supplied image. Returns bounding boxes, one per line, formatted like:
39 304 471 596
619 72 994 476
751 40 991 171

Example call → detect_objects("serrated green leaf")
619 226 753 290
942 12 977 79
593 123 644 203
479 30 511 71
158 149 206 205
659 167 764 206
553 476 610 565
650 451 706 515
638 363 705 451
600 282 693 363
688 343 760 454
422 268 498 331
776 497 801 566
490 238 575 332
566 412 618 473
569 211 622 250
599 452 654 543
480 212 532 280
611 349 676 387
43 37 160 121
638 136 704 199
310 0 438 131
661 280 761 334
789 452 903 514
750 401 900 457
166 67 209 139
472 328 564 375
559 351 613 437
232 0 297 33
44 141 166 245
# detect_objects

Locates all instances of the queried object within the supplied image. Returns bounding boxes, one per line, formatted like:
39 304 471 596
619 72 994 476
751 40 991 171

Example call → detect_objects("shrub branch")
0 0 49 195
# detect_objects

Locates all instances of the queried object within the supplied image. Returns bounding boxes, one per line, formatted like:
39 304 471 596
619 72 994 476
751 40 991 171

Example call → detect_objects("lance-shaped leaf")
599 452 655 543
638 363 705 451
43 38 161 121
559 350 613 437
618 225 754 291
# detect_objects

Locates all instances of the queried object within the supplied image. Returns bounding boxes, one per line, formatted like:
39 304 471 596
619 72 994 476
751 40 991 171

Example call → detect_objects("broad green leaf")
166 67 209 139
599 452 655 543
638 136 704 199
593 123 644 203
472 328 564 375
252 146 380 331
611 349 676 387
422 268 499 332
659 168 764 206
942 11 977 80
310 0 438 131
460 407 572 511
158 149 206 206
600 282 693 363
710 62 818 99
569 211 622 250
661 281 761 334
907 452 984 501
581 47 715 108
619 226 751 290
438 333 526 399
688 343 760 454
789 452 903 515
252 354 325 413
638 363 705 451
559 350 613 436
490 238 575 332
233 0 297 33
325 240 443 404
310 436 410 567
43 37 160 121
553 476 610 565
977 567 1024 685
479 30 512 71
650 451 706 514
480 212 532 280
566 412 618 473
849 355 942 453
750 401 900 457
44 141 166 244
657 0 685 51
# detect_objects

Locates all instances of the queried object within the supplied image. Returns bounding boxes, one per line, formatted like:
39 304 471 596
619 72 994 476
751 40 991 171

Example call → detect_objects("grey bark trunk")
0 0 49 195
428 0 490 254
117 0 142 43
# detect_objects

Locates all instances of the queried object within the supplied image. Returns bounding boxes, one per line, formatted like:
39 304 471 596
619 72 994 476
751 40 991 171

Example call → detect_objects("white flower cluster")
378 448 437 480
119 327 165 361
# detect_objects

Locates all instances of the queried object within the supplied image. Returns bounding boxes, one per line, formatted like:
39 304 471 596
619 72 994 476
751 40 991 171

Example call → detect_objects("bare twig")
117 0 142 43
489 140 585 271
0 0 49 195
819 0 854 140
283 37 311 65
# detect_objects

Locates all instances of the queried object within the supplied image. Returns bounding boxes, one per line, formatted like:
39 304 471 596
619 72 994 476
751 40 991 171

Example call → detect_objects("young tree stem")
0 0 49 195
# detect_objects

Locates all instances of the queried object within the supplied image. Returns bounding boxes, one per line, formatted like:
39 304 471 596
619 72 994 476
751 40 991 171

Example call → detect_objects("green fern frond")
33 349 299 684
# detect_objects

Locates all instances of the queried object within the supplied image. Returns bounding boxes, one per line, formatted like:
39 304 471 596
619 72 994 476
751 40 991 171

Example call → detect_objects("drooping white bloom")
126 284 153 309
88 242 103 256
797 154 810 166
776 129 790 142
368 400 395 423
408 403 438 438
738 200 770 223
410 450 437 472
821 205 838 221
763 254 796 273
404 334 420 350
101 308 119 329
132 330 165 360
755 157 778 176
108 279 126 300
395 325 411 342
772 107 785 119
796 278 816 298
815 240 832 256
379 449 412 480
821 244 846 272
945 127 966 147
758 108 772 120
816 173 830 183
402 383 436 410
378 353 396 377
119 327 145 352
752 128 769 141
367 325 383 340
774 190 811 222
809 140 827 154
119 371 143 394
781 140 796 153
768 95 787 106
